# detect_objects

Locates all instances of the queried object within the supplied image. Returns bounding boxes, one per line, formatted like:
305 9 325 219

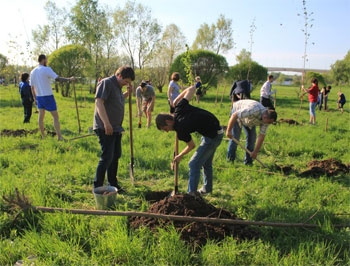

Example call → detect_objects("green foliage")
0 53 8 71
228 60 267 85
170 49 229 88
305 71 326 87
331 50 350 85
192 14 234 55
48 44 92 96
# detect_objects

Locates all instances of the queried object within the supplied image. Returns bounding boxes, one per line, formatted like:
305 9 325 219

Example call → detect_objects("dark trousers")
94 129 122 188
260 97 274 110
22 99 33 123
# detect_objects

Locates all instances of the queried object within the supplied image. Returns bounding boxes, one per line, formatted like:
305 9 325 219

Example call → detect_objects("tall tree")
192 14 234 55
236 49 252 63
113 0 161 69
66 0 107 91
0 53 8 71
331 50 350 85
31 1 67 55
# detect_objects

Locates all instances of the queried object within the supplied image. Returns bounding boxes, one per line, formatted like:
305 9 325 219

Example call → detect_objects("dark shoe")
138 123 141 128
116 187 126 194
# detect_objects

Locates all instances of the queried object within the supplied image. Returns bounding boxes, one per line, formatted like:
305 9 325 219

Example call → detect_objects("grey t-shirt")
93 75 125 133
136 85 155 101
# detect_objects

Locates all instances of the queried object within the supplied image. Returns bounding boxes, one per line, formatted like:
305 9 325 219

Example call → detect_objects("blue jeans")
227 121 256 165
188 132 223 193
94 129 122 188
309 102 317 116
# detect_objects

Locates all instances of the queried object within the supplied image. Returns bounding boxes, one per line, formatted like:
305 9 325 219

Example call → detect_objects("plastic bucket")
93 186 118 210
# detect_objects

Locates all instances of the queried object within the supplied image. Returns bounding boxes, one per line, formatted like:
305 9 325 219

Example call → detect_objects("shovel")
230 136 267 168
128 87 135 185
170 134 179 196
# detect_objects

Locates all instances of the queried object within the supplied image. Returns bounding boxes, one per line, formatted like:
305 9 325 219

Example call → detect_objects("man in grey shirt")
93 66 135 192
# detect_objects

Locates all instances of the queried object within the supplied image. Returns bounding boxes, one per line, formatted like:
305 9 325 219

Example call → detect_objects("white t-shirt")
260 80 272 99
30 65 58 97
168 80 181 101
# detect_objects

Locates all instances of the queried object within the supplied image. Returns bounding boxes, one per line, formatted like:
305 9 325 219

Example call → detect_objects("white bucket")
93 186 118 210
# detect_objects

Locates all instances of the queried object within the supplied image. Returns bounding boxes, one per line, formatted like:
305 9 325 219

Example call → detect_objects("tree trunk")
157 86 162 93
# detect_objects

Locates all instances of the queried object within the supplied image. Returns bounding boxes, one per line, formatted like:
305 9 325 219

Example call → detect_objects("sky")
1 0 349 70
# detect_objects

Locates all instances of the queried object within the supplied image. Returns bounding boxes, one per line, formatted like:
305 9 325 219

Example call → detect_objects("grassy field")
0 82 349 265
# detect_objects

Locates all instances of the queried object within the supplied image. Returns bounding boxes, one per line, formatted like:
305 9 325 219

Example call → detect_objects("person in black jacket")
19 72 34 123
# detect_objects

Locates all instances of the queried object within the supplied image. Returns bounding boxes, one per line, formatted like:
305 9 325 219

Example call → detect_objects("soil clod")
299 158 349 178
279 118 300 125
130 194 257 246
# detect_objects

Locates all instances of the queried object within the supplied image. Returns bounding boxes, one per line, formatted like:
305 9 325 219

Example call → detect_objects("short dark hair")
327 85 331 90
140 81 147 88
156 113 174 130
20 72 29 82
311 78 318 85
171 72 180 81
267 109 277 122
38 54 46 62
116 66 135 81
268 75 274 80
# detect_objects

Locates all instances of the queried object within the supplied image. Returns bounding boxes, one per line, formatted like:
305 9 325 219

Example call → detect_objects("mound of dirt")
279 118 300 125
144 191 172 203
0 129 56 137
299 158 349 177
130 194 257 246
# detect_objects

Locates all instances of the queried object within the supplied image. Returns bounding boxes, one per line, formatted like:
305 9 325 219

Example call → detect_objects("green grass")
0 82 349 265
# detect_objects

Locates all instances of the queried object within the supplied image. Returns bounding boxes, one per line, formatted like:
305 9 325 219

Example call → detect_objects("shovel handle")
230 137 267 168
174 134 179 193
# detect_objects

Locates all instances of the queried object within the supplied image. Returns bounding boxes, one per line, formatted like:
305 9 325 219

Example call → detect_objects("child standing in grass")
337 91 346 114
19 73 33 123
302 78 319 125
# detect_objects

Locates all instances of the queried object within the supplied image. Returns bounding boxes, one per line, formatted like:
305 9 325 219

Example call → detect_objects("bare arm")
226 112 238 139
136 98 142 116
55 76 74 83
250 134 265 159
148 95 156 110
31 86 37 103
173 139 196 163
95 98 113 135
173 85 196 106
167 86 174 106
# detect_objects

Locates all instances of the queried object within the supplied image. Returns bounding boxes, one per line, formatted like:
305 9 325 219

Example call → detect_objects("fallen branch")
32 206 349 229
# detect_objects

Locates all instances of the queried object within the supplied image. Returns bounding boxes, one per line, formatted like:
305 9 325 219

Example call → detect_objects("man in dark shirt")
93 66 135 192
156 85 223 194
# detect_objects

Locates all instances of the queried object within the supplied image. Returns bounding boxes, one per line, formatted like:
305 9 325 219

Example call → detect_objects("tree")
331 50 350 85
149 24 186 92
192 14 233 55
0 53 7 71
228 61 267 86
48 45 92 97
113 0 161 69
170 50 229 89
32 1 67 56
236 49 252 64
67 0 108 92
305 71 326 87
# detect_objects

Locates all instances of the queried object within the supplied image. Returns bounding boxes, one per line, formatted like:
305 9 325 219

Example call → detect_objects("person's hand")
173 154 183 164
104 123 113 135
226 129 232 139
273 89 277 94
250 150 257 159
70 76 75 82
127 84 133 95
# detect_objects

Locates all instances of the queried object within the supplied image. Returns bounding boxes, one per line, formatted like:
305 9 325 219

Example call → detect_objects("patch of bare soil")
274 164 294 175
1 129 56 137
299 158 349 178
279 118 300 125
130 194 257 246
